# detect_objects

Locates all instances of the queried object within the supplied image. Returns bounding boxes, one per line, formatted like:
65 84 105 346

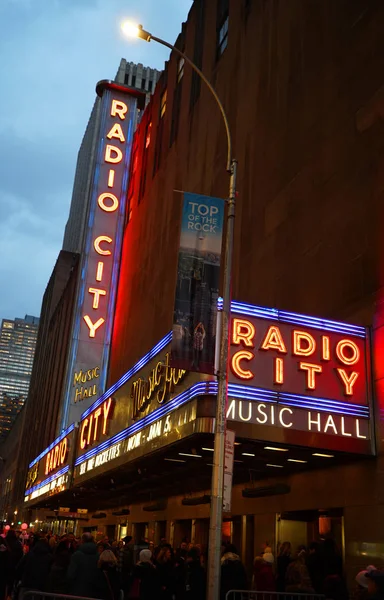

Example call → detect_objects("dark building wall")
12 251 80 508
107 0 384 584
110 0 384 380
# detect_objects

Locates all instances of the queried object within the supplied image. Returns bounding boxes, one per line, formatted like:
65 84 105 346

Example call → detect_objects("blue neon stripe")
227 383 369 418
81 332 172 420
231 301 366 338
25 465 70 497
29 424 75 469
75 381 217 466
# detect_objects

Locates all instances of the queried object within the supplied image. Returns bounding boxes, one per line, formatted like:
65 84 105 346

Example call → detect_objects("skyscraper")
0 315 39 417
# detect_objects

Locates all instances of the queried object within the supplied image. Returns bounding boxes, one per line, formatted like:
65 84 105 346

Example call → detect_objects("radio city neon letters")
80 397 114 450
83 98 128 339
45 437 68 476
230 318 361 397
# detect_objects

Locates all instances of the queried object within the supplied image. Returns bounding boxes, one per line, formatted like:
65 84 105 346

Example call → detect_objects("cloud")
0 0 192 319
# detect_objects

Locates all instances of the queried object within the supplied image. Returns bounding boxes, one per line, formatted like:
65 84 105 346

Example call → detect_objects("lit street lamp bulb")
121 21 140 38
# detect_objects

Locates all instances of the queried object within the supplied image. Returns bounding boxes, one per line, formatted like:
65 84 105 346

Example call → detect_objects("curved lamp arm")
137 25 232 172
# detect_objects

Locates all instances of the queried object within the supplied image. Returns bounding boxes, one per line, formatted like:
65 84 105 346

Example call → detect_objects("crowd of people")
0 529 383 600
253 540 384 600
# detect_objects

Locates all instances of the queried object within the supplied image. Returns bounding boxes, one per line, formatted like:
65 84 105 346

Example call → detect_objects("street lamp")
121 21 237 600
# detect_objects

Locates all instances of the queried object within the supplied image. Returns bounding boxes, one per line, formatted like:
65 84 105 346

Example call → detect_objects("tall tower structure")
0 315 39 438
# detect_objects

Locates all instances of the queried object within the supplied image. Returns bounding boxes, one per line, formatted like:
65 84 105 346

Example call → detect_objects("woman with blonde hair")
98 549 120 600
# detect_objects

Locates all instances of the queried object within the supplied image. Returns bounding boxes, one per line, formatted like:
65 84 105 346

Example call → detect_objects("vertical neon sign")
61 82 142 428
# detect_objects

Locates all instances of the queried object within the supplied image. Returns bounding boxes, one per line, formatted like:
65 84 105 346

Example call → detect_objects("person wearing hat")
354 565 377 600
129 549 159 600
365 568 384 600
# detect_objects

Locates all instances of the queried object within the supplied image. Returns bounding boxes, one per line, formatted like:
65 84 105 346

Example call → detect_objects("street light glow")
121 21 140 39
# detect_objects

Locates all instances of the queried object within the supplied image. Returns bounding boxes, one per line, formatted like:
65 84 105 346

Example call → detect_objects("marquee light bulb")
121 21 140 38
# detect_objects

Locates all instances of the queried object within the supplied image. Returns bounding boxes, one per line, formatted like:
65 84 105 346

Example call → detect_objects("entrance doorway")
276 508 344 557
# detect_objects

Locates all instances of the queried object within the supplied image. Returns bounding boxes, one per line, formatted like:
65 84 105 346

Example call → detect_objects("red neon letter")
102 398 113 434
83 315 105 338
88 287 107 310
96 261 104 282
93 407 102 441
105 144 123 164
299 362 322 389
94 236 112 256
231 351 254 380
60 438 68 464
336 369 359 396
232 318 255 347
80 419 88 449
293 330 316 357
336 339 360 366
322 336 330 360
260 326 287 353
274 357 284 384
107 122 125 143
98 192 119 213
111 99 128 120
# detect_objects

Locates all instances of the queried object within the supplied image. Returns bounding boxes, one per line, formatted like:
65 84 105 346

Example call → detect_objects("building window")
190 0 206 110
160 89 167 118
217 14 229 56
140 120 152 200
141 78 146 90
149 80 153 92
131 74 136 87
217 0 229 58
124 73 129 85
170 61 183 146
177 57 185 83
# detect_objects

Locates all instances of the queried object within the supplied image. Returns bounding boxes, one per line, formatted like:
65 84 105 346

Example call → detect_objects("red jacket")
254 562 276 592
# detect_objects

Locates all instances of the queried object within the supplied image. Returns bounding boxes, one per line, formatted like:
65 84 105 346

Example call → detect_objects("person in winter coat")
276 542 292 592
18 538 52 596
285 548 314 594
155 546 175 600
119 536 135 597
220 544 248 600
184 547 206 600
67 532 102 598
0 539 9 600
46 540 72 594
307 542 324 594
5 530 23 595
98 549 121 600
129 549 160 600
253 553 275 592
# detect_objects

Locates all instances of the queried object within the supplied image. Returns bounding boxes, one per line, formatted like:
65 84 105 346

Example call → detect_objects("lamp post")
122 22 237 600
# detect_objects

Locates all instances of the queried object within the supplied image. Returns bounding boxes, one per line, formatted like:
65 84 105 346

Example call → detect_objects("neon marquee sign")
61 82 142 427
229 315 368 406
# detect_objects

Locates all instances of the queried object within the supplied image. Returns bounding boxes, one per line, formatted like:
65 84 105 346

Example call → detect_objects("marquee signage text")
227 399 369 440
24 425 77 505
230 317 368 405
80 397 114 450
131 352 186 419
62 83 139 427
73 366 100 403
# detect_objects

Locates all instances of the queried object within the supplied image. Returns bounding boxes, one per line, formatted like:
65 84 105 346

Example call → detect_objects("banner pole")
207 158 237 600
